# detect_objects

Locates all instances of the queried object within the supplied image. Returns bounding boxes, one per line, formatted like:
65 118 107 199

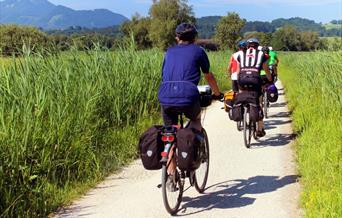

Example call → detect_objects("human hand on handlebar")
212 92 224 101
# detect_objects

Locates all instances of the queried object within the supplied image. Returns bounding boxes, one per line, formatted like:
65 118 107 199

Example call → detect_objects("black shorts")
161 101 201 127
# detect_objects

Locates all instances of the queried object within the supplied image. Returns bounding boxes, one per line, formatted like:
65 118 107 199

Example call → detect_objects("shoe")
256 129 266 137
166 175 178 192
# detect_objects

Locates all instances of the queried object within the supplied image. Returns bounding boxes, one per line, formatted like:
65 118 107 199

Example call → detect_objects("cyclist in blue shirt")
158 23 222 181
158 23 223 132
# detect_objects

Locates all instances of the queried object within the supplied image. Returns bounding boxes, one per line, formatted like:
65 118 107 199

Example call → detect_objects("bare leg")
167 145 176 175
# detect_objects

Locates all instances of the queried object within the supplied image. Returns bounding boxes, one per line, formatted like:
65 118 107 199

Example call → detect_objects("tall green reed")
279 51 342 217
0 45 163 217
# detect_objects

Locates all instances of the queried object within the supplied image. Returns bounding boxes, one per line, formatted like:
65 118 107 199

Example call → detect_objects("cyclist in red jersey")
227 41 246 92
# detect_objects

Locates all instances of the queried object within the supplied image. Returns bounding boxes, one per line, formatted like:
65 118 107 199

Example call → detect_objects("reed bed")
279 51 342 217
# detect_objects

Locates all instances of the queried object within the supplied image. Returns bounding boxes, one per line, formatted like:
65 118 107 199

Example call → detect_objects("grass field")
1 47 341 217
279 51 342 217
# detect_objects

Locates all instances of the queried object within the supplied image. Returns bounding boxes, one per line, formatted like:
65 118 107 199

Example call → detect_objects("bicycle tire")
263 92 268 119
243 106 252 148
161 165 183 215
194 128 210 193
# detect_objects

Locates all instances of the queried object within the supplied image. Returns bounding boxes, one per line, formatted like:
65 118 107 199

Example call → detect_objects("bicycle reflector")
161 135 175 142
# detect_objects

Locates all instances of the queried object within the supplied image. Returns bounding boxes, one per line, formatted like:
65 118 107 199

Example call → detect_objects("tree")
0 25 49 56
121 14 152 49
243 31 272 46
148 0 195 50
214 12 246 50
271 25 301 51
300 31 320 51
271 25 324 51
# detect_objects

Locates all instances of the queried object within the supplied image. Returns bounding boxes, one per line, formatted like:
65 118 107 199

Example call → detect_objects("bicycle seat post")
179 114 184 129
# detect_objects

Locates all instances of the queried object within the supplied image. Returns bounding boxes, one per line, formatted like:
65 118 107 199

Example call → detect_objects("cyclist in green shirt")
260 46 271 85
268 47 279 81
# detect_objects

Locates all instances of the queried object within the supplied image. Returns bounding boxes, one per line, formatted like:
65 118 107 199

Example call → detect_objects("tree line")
0 0 341 56
198 17 341 38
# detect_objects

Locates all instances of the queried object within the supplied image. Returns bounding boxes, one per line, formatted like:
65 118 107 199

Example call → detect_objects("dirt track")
55 81 301 218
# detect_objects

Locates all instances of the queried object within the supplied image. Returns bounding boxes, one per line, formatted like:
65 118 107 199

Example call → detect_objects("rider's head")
175 23 198 43
237 40 247 50
262 46 270 54
246 38 260 49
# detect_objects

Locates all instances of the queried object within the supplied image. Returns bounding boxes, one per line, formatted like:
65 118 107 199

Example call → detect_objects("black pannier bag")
232 92 261 122
238 71 261 89
231 103 243 121
138 125 164 170
176 128 202 171
249 103 263 122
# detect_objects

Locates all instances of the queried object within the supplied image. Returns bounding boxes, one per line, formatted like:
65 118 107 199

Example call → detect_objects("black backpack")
176 128 203 171
138 125 164 170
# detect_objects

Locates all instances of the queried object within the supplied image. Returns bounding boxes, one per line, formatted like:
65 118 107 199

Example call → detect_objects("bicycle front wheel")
263 92 268 119
161 165 183 215
194 128 210 193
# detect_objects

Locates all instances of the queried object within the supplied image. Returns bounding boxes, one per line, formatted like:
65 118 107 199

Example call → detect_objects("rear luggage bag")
231 103 243 121
138 125 164 170
234 91 259 105
238 71 261 89
176 128 202 171
224 90 235 112
249 104 263 122
232 92 261 122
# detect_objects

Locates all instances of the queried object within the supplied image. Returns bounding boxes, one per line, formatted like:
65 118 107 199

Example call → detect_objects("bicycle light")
161 135 175 142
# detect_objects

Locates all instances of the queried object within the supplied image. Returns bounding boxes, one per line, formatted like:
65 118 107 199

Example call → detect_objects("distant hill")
0 0 129 29
196 16 340 38
196 16 221 38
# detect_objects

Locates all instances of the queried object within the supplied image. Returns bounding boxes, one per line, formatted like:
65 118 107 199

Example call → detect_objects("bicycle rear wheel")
243 107 252 148
161 165 183 215
194 128 210 193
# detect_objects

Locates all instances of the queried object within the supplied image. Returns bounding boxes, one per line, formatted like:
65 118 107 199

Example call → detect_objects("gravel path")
55 81 301 218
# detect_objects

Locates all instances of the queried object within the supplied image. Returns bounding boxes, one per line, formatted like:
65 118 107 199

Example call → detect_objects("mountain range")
0 0 129 29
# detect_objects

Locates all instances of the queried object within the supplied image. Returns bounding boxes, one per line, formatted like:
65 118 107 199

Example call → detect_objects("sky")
48 0 342 23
